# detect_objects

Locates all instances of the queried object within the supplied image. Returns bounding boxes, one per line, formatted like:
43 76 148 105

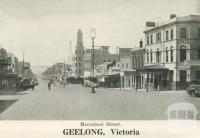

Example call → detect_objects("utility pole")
22 52 24 79
90 28 96 93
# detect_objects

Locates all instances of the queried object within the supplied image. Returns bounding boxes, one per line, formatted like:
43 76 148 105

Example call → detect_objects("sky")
0 0 199 66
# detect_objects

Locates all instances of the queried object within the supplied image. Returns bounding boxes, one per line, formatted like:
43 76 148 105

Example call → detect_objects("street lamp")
90 28 96 93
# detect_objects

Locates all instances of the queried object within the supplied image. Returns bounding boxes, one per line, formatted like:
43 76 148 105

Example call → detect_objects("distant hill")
31 66 49 74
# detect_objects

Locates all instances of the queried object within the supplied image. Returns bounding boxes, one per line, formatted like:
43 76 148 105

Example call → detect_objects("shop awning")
144 64 168 70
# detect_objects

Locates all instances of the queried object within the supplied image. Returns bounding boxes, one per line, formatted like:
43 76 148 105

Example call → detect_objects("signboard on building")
146 22 156 27
120 71 124 76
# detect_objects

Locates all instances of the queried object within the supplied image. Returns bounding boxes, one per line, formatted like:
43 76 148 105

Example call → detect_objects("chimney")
139 39 143 48
170 14 176 19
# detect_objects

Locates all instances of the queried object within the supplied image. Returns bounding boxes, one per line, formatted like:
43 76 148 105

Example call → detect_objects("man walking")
48 81 51 91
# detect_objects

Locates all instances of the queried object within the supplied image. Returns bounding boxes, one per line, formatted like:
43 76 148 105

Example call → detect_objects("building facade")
131 46 145 90
119 56 132 88
83 46 119 76
72 29 85 78
144 15 200 90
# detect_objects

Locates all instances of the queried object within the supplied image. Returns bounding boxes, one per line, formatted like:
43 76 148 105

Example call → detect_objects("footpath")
107 87 187 94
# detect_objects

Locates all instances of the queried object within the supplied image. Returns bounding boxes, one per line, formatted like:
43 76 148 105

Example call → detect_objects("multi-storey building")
144 15 200 90
131 41 145 90
72 29 85 78
83 46 119 76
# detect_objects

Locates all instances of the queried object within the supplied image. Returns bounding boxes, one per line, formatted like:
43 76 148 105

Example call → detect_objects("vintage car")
21 79 35 91
84 80 99 88
187 84 200 98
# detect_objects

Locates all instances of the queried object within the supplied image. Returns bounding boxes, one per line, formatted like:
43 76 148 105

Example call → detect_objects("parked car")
84 80 99 88
187 84 200 97
21 79 35 91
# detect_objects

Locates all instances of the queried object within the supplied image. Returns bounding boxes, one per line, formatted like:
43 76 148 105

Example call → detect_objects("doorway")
180 70 187 90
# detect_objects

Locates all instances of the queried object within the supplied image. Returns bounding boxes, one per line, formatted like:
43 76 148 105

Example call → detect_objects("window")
79 57 81 60
79 70 81 73
76 63 78 67
122 63 124 69
150 73 153 82
79 63 81 66
195 70 200 80
147 35 149 45
198 48 200 59
180 27 187 38
156 32 161 42
170 47 173 62
156 48 161 63
150 34 153 44
150 50 153 63
166 30 169 41
169 70 173 81
126 63 129 69
166 48 168 62
180 46 187 62
198 28 200 38
147 50 149 63
170 29 174 40
76 57 77 60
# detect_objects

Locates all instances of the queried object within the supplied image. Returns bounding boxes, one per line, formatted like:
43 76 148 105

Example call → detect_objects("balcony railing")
178 60 200 66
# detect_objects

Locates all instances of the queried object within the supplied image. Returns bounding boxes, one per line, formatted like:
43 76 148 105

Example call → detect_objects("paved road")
0 80 200 120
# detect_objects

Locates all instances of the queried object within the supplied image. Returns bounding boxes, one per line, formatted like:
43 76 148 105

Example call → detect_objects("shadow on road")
0 99 18 113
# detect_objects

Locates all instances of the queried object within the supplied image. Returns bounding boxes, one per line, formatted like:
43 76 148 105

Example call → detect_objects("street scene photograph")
0 0 200 120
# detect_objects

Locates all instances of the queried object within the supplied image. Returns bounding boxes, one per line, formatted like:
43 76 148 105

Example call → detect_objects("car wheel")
188 89 196 97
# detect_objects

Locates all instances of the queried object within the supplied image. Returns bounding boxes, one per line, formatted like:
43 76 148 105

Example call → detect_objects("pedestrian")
157 84 160 94
48 81 51 91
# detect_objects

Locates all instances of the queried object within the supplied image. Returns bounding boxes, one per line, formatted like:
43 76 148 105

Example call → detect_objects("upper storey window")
170 29 174 40
180 27 187 39
147 35 149 45
150 34 153 44
156 32 161 42
166 30 169 41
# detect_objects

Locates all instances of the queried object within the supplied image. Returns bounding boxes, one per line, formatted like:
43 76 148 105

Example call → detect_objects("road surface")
0 80 200 120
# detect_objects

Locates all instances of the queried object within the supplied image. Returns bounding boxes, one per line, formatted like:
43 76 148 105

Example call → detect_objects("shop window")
169 70 173 81
150 73 153 82
198 48 200 59
195 70 200 80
